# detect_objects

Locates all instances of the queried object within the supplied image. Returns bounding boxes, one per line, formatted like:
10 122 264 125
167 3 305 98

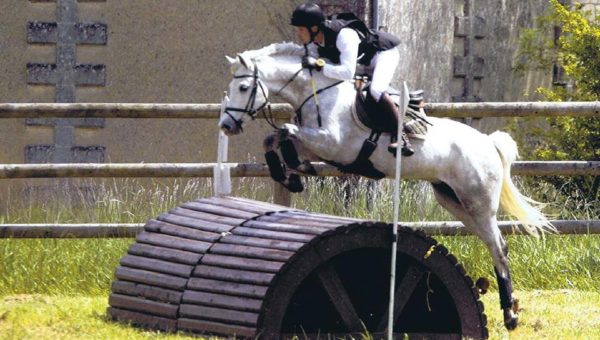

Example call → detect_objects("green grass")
0 238 131 296
483 290 600 339
0 176 598 338
0 178 218 224
1 291 599 339
0 295 207 340
439 234 600 291
2 235 597 296
0 176 599 295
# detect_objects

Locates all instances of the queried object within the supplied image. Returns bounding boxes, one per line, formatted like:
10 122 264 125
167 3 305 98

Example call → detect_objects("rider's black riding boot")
376 92 414 156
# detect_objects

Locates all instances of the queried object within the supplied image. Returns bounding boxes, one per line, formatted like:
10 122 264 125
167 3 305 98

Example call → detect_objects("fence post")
273 182 291 206
213 93 231 197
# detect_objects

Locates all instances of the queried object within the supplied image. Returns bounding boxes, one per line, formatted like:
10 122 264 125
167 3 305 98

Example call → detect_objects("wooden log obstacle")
108 196 488 339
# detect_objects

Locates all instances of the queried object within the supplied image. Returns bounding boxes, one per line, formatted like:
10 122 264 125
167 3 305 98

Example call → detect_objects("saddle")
354 84 431 137
324 83 433 180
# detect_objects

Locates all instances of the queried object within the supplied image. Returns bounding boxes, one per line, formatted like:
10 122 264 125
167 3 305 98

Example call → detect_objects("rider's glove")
302 56 325 71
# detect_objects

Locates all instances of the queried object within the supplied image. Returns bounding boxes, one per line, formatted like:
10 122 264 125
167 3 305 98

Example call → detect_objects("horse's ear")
225 55 237 65
237 53 251 70
226 55 241 74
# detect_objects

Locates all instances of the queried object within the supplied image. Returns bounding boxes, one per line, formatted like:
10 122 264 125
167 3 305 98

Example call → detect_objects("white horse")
219 42 554 330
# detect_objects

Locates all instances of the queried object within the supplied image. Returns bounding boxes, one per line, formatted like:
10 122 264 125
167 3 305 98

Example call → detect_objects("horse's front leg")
281 123 343 163
263 132 303 193
278 127 318 176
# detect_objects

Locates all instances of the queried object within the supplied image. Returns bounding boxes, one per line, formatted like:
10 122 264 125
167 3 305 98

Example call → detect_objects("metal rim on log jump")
107 196 487 339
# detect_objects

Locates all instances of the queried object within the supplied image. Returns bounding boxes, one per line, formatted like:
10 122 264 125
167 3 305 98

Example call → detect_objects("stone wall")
0 0 304 166
580 1 600 16
380 0 568 101
1 0 597 183
0 0 376 168
0 0 373 202
380 0 557 131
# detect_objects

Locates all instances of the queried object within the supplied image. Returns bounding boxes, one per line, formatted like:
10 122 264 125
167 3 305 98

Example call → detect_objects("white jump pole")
213 92 231 197
387 81 409 340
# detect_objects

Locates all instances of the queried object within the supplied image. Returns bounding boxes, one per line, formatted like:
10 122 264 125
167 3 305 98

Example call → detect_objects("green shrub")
515 0 600 201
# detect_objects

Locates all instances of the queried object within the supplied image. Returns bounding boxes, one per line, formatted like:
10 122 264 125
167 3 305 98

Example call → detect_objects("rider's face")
295 26 311 44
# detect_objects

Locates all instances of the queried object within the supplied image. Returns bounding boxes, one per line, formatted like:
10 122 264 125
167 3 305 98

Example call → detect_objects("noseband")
225 59 308 132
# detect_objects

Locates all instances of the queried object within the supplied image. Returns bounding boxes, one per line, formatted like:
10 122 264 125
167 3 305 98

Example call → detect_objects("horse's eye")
239 84 250 92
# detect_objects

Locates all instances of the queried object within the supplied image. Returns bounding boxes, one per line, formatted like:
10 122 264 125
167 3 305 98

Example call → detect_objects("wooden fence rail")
0 101 597 238
1 101 599 119
1 220 598 238
0 161 598 178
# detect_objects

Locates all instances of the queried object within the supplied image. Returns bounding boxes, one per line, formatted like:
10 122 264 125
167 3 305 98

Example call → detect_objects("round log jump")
107 196 488 339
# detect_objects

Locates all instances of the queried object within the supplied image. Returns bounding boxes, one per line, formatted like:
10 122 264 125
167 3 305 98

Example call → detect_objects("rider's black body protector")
317 13 400 66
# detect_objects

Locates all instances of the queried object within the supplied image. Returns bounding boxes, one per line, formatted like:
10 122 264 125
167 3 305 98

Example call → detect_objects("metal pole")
372 0 380 30
387 81 409 340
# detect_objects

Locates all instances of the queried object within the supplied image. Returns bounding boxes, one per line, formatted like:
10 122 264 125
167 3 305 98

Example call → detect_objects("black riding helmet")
290 3 325 28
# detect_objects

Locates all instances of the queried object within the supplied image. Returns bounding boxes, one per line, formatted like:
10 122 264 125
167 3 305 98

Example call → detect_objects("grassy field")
1 234 598 296
1 176 599 338
1 291 598 339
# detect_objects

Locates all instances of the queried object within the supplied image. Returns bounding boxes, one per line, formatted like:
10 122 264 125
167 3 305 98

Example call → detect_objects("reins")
295 80 344 126
274 68 304 95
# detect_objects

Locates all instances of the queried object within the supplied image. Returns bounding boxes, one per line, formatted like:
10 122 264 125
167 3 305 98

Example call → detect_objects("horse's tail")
489 131 556 236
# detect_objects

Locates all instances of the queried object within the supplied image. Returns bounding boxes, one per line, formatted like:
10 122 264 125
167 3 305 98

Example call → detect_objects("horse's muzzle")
219 120 241 136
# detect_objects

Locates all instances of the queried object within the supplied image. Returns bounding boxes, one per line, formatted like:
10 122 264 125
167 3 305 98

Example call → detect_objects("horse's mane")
240 42 309 61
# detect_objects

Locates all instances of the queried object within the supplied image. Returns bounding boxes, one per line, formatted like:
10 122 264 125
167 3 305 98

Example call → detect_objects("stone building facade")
0 0 597 175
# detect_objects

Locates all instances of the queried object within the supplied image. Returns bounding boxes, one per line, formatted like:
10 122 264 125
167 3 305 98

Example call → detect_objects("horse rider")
290 2 414 156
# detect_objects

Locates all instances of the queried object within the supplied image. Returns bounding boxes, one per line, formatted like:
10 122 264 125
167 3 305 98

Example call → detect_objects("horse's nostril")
221 123 231 131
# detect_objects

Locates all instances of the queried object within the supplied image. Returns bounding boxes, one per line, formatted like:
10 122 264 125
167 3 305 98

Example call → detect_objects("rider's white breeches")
369 47 400 101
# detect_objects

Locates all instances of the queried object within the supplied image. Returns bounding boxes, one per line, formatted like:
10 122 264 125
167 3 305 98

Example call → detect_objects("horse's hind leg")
431 182 519 330
471 216 519 330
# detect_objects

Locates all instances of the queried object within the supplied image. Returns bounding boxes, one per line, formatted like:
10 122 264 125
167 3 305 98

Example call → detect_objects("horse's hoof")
503 308 519 331
475 277 490 295
286 174 304 193
504 316 519 330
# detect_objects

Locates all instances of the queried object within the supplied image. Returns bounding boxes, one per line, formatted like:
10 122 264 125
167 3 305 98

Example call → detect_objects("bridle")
224 65 274 132
224 56 340 130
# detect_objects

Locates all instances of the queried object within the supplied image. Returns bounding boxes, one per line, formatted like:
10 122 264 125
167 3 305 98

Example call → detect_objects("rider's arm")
322 28 360 80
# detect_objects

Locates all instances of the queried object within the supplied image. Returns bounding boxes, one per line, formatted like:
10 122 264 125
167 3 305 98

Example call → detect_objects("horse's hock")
107 196 488 339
